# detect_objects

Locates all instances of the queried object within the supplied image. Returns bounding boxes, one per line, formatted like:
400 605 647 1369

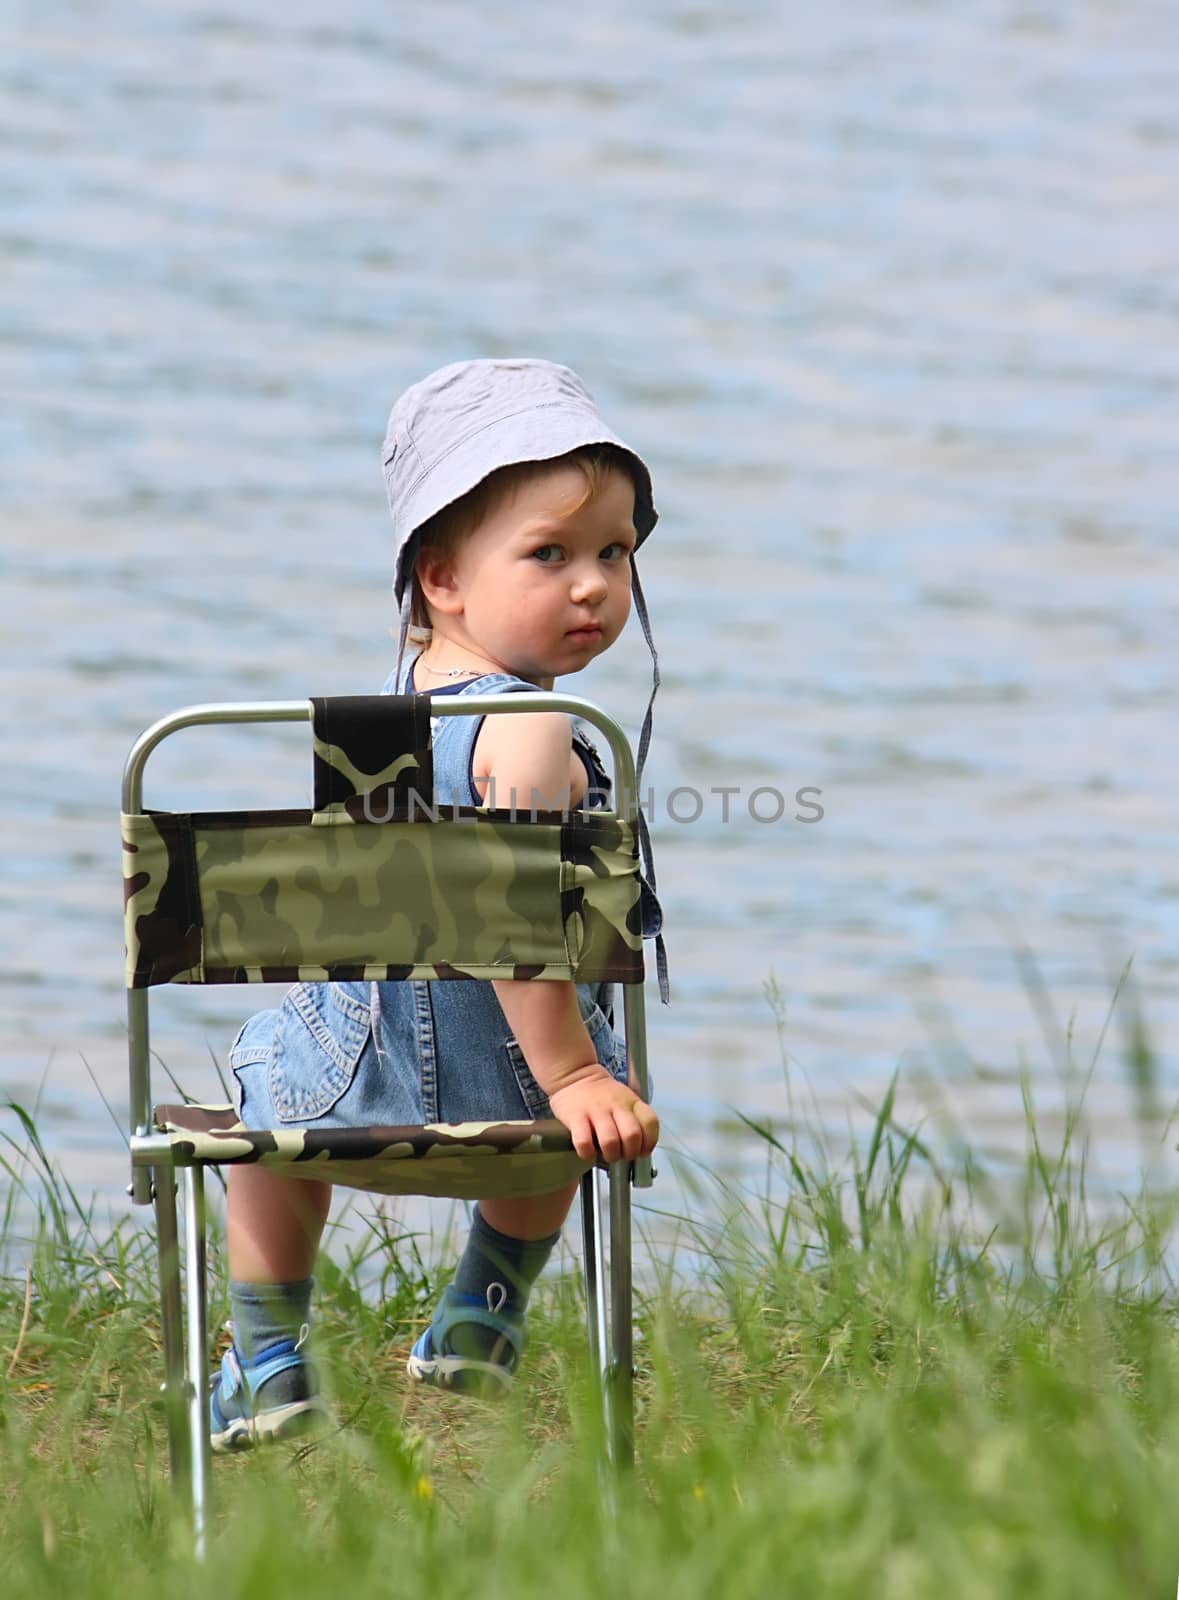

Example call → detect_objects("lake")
2 0 1176 1242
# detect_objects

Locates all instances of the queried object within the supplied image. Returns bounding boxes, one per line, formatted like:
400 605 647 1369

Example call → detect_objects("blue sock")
446 1211 560 1360
229 1277 313 1365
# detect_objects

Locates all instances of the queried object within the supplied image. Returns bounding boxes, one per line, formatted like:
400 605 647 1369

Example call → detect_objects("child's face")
425 461 637 686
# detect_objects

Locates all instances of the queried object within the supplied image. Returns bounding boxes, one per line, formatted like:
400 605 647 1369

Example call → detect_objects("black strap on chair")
310 693 433 819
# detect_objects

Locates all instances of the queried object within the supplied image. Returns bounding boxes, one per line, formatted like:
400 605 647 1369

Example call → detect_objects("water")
3 0 1178 1229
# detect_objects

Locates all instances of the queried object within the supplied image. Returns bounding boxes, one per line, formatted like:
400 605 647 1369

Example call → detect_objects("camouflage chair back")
122 690 652 1554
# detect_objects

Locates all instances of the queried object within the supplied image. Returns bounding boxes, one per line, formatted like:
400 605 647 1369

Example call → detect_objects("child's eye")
601 542 630 561
531 545 564 564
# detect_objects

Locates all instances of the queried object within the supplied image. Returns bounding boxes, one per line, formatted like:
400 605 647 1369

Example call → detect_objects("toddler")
210 358 664 1450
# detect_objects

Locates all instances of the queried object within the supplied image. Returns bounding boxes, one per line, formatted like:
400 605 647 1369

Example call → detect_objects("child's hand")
547 1070 659 1165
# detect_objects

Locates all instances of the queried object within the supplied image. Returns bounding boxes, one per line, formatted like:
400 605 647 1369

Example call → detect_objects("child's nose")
570 563 609 603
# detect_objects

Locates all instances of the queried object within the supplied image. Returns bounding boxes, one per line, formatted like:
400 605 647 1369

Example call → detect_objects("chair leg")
580 1169 615 1492
182 1165 212 1560
580 1169 608 1385
580 1166 635 1478
153 1165 189 1494
606 1161 635 1472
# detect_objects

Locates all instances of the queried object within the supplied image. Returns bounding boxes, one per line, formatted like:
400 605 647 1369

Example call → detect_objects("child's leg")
227 1166 332 1284
409 1183 578 1394
478 1185 578 1243
450 1185 577 1322
455 1184 578 1310
224 1166 331 1358
210 1168 332 1451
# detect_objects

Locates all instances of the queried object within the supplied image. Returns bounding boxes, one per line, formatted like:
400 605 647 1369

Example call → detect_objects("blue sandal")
406 1284 524 1399
209 1325 327 1452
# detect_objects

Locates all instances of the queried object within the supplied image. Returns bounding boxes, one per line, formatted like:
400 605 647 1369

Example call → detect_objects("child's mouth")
566 625 603 643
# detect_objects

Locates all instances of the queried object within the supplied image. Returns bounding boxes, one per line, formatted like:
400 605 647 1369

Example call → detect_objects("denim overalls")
228 658 628 1130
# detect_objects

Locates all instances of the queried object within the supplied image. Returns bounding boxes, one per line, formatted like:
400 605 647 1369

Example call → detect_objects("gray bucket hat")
382 357 658 607
381 356 668 1001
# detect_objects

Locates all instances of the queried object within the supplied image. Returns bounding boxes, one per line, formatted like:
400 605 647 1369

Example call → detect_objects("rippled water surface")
3 1 1177 1223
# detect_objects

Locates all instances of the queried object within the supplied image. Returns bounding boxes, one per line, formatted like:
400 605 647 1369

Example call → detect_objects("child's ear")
415 549 464 616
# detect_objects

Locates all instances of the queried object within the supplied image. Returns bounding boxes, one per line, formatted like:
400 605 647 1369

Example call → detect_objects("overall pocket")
269 982 372 1123
227 1009 280 1119
502 1000 622 1120
228 1012 275 1071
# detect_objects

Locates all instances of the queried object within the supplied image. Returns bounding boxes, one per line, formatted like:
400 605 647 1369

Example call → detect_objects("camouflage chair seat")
151 1103 590 1200
122 691 652 1555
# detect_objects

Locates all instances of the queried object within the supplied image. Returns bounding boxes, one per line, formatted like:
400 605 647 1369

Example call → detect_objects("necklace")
415 657 493 679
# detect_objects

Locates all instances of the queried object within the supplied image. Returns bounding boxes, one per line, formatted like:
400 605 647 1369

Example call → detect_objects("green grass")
3 974 1179 1597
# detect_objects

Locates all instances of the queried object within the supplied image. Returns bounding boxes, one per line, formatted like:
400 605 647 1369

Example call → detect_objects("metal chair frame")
124 692 652 1556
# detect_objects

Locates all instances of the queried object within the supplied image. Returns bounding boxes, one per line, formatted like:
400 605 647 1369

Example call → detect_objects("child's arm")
479 710 659 1164
492 978 658 1163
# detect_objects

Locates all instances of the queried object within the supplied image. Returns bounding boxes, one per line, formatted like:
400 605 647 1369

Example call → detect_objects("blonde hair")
407 444 636 640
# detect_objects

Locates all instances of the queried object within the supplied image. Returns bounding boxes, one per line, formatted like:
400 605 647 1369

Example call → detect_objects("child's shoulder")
379 658 604 810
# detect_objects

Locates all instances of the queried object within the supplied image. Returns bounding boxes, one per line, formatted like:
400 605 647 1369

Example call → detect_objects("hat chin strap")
392 585 413 688
629 559 658 797
630 558 670 1005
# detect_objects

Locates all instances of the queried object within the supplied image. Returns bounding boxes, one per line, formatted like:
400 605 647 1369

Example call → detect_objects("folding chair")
122 689 653 1555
